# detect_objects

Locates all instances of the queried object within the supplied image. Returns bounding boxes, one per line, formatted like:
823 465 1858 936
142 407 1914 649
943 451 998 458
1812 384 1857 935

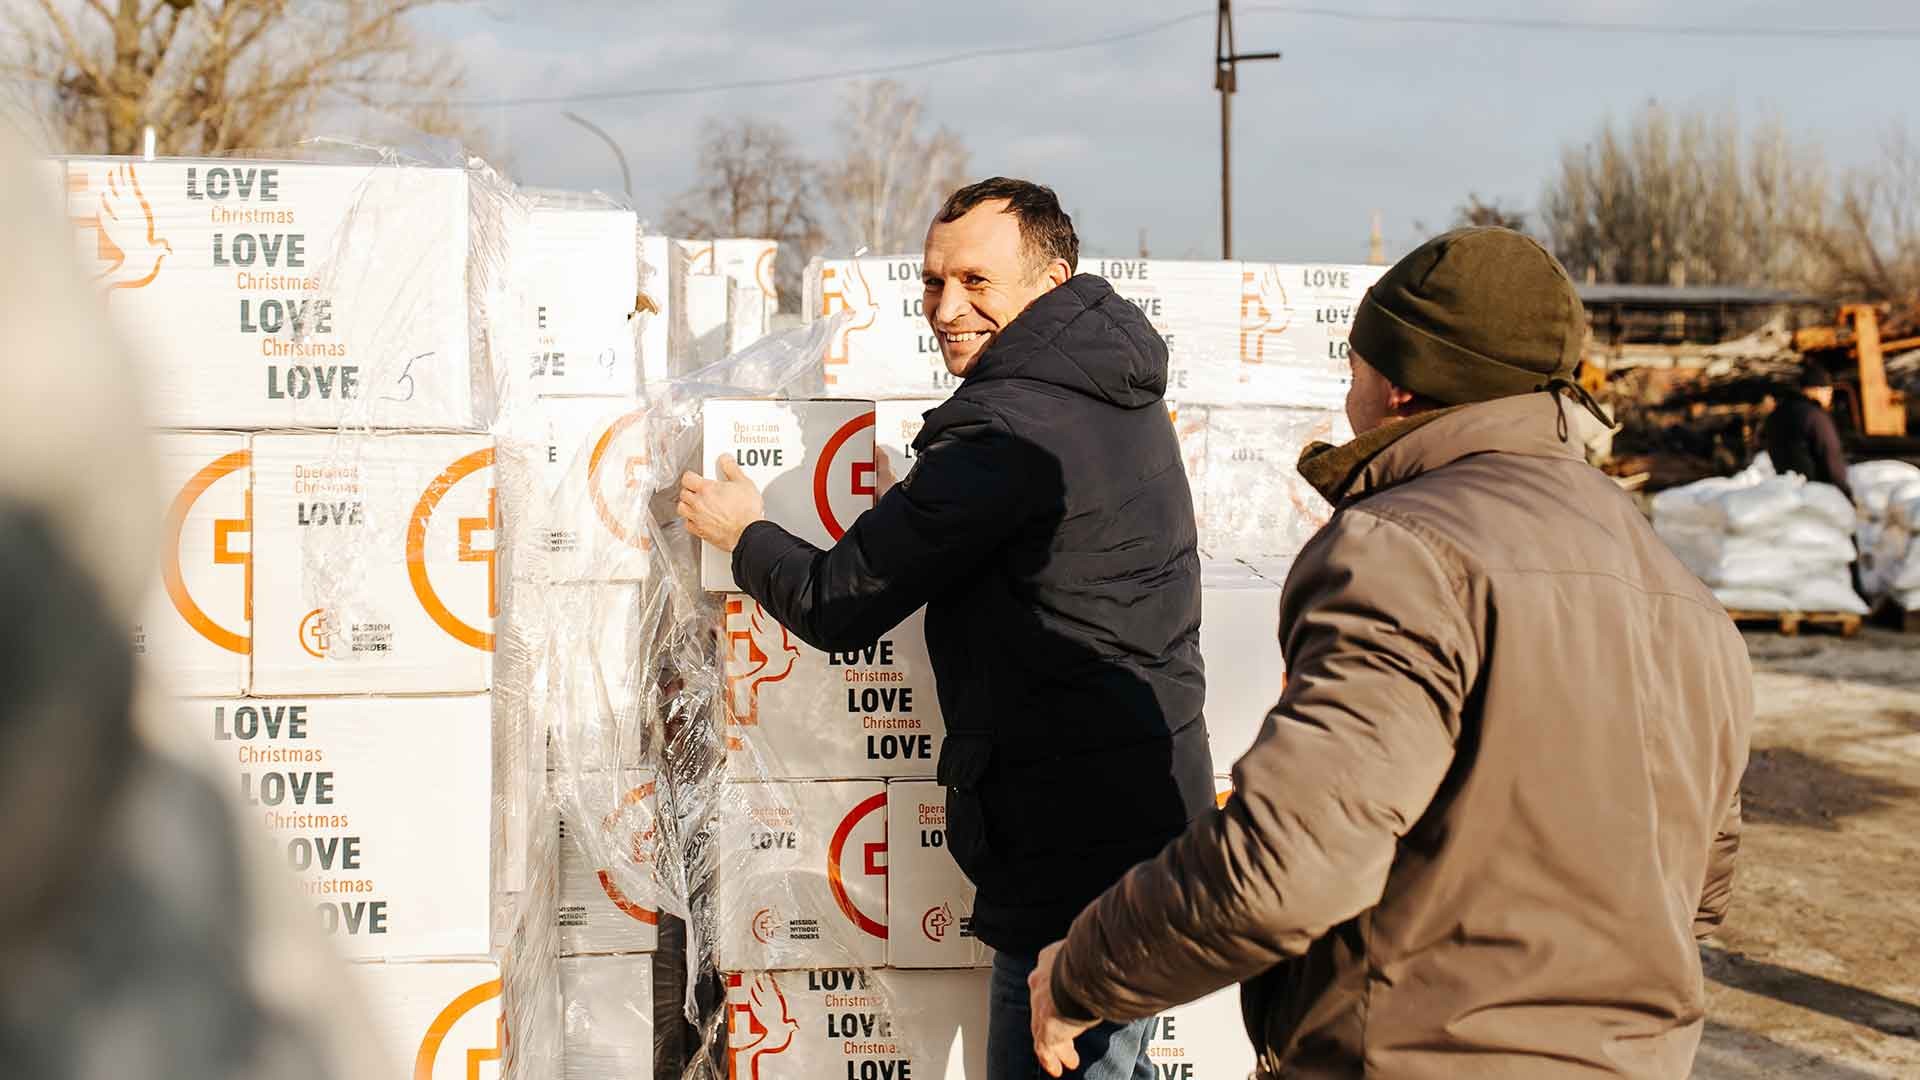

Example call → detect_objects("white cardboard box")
637 235 672 385
251 433 494 694
728 280 770 355
1233 262 1386 410
508 396 653 583
679 269 729 368
562 955 655 1080
528 583 650 772
1148 986 1257 1080
354 960 508 1080
715 781 888 971
1088 258 1241 404
521 207 640 396
886 780 988 969
873 398 942 490
196 696 493 960
722 595 940 780
808 256 958 399
724 968 987 1080
700 399 876 591
140 433 251 696
1189 406 1349 560
1200 562 1284 771
60 158 474 429
714 237 780 309
558 771 663 956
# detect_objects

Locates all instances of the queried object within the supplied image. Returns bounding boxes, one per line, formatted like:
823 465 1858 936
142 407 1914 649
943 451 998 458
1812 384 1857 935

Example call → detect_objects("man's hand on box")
677 455 765 552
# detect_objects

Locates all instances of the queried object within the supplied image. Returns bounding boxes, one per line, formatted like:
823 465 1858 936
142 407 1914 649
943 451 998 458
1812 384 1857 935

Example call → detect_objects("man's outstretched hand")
677 454 765 552
1030 940 1098 1077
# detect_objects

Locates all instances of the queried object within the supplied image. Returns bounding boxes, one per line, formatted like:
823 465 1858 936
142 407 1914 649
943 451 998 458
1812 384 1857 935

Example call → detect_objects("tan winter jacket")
1054 393 1753 1078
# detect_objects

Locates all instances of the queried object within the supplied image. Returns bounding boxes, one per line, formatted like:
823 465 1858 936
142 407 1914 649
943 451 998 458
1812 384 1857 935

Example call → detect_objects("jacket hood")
1298 391 1608 505
963 274 1168 408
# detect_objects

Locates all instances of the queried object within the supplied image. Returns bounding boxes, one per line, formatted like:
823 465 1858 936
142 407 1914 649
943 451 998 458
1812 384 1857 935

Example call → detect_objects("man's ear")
1045 259 1072 288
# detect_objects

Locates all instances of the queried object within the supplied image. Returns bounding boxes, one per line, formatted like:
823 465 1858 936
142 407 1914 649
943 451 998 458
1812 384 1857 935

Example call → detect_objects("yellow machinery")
1792 304 1915 438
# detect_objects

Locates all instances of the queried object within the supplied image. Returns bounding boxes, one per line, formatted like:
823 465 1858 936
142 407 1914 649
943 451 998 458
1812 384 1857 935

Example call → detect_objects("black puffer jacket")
733 274 1214 953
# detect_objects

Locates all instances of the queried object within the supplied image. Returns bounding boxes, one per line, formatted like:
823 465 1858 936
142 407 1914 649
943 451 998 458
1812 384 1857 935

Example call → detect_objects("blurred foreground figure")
1032 228 1755 1079
0 126 379 1080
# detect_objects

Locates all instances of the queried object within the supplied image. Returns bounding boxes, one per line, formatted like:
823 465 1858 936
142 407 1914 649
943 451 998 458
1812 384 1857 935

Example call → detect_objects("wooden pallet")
1726 609 1863 637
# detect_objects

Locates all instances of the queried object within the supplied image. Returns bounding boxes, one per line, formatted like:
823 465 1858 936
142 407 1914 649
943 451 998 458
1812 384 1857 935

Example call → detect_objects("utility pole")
1215 0 1279 259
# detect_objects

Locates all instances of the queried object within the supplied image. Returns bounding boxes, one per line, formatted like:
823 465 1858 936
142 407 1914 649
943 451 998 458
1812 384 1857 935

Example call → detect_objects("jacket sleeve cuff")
730 519 787 594
1051 946 1101 1023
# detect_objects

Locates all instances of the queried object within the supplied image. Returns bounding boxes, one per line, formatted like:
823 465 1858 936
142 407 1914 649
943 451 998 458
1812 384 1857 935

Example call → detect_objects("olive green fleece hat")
1349 226 1586 405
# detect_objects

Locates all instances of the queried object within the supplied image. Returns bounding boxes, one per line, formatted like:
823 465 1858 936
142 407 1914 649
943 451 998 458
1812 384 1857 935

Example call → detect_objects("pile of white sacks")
1853 459 1920 614
1652 453 1867 615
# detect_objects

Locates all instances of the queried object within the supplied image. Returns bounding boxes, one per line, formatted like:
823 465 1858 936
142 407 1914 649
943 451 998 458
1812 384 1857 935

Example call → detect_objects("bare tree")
3 0 485 157
666 117 825 312
819 80 970 256
1540 103 1827 288
1803 123 1920 305
1452 193 1529 233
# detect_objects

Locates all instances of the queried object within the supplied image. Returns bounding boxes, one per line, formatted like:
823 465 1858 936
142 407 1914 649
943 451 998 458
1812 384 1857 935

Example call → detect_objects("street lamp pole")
563 110 633 204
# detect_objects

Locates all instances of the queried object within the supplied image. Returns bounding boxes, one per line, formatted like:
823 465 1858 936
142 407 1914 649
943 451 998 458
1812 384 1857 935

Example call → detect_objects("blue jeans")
988 949 1156 1080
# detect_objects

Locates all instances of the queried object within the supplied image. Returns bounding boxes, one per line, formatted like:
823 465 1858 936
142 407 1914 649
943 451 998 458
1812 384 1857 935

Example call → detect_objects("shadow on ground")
1739 746 1917 831
1694 1021 1891 1079
1704 946 1920 1041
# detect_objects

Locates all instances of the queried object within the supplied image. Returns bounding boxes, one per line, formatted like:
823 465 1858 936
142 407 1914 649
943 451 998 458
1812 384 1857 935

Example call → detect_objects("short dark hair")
1798 365 1833 389
935 177 1079 274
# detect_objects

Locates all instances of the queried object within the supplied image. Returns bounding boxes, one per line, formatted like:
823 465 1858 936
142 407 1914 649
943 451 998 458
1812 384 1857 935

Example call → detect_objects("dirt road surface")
1694 627 1920 1078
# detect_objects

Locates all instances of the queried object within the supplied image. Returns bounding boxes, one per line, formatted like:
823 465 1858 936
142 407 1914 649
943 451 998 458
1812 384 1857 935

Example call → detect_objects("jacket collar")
1298 392 1605 504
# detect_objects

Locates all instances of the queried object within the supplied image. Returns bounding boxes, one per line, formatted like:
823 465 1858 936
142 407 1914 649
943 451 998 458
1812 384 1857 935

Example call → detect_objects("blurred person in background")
0 124 380 1080
1763 366 1854 498
1027 228 1754 1079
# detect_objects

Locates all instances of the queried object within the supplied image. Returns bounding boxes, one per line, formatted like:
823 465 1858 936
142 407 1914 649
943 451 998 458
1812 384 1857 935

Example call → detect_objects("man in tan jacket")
1027 227 1753 1078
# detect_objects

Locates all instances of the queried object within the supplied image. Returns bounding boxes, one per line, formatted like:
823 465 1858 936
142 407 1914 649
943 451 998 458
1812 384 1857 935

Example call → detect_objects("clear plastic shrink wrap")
520 304 999 1078
804 253 1381 412
69 136 572 1079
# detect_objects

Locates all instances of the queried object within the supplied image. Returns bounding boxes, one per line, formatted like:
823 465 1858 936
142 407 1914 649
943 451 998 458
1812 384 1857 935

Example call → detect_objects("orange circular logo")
921 903 953 943
405 447 496 652
825 791 887 939
751 907 784 945
812 413 877 541
586 409 652 553
412 978 503 1080
297 608 332 659
162 449 251 654
594 781 661 926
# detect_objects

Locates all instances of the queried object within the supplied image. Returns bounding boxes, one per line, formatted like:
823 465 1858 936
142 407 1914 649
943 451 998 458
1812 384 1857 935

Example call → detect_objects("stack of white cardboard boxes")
804 254 1380 562
697 397 992 1078
696 407 1269 1075
71 155 561 1078
651 238 779 378
507 210 786 1079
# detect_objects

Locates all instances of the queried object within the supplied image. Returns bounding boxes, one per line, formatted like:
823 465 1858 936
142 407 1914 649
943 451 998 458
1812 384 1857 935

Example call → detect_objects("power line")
1240 4 1920 40
436 10 1216 109
434 7 1920 110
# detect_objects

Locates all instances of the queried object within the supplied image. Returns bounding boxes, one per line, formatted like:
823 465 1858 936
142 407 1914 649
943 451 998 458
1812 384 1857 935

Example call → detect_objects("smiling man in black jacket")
679 177 1212 1079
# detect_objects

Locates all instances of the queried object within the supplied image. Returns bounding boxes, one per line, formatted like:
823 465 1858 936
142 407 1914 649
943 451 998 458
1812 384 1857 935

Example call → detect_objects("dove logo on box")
70 164 172 291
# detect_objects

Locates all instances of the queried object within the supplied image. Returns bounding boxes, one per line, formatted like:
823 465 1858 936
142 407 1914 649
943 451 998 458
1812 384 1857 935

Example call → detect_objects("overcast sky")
423 1 1918 265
